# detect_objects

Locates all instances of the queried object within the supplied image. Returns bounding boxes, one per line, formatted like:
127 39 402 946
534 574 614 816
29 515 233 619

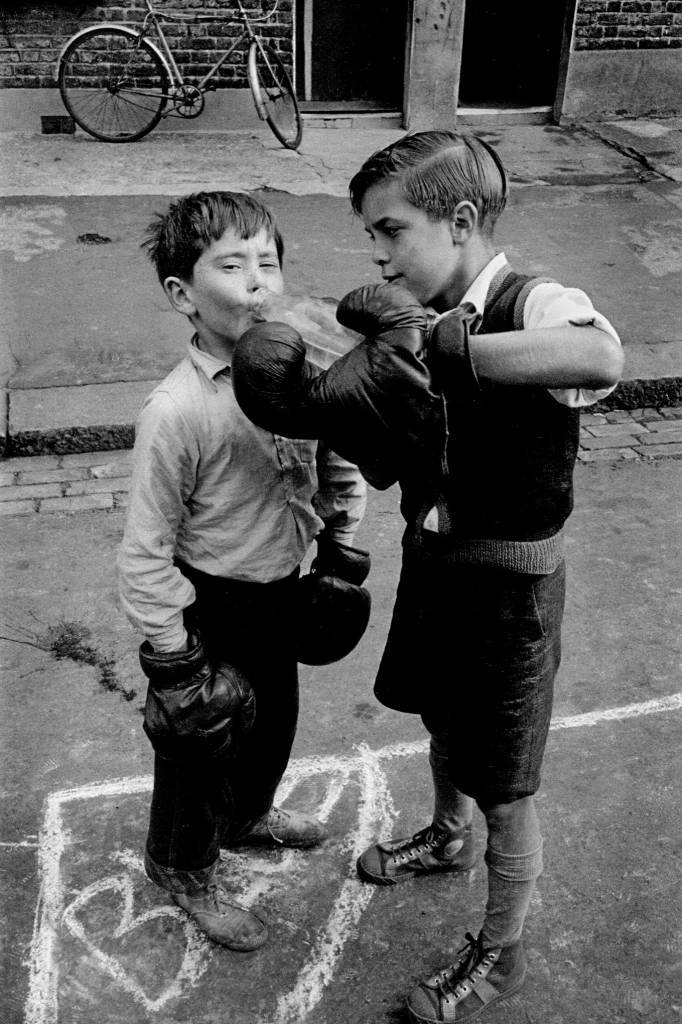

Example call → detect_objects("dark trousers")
145 564 300 894
376 549 566 805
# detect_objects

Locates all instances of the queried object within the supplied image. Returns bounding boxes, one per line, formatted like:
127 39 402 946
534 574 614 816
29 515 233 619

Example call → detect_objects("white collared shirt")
432 251 621 407
117 337 366 651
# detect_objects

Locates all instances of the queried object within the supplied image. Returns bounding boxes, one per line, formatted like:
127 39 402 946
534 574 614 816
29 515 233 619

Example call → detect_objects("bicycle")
57 0 302 149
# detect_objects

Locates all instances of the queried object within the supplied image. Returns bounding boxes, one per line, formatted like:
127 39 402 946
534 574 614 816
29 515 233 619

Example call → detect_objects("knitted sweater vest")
400 268 580 573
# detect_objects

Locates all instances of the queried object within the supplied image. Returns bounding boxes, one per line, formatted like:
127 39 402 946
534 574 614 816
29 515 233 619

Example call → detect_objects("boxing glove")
232 283 444 487
140 632 256 762
296 534 371 665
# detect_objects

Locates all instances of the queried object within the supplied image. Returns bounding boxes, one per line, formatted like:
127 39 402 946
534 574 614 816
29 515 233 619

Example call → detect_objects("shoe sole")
210 927 269 952
356 854 477 886
406 967 527 1024
230 834 325 849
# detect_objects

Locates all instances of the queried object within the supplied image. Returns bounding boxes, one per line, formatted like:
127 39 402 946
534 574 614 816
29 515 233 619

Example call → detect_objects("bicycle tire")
58 26 169 143
247 40 302 150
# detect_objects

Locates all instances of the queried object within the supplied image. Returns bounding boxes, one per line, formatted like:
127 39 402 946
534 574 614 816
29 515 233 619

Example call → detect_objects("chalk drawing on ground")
24 693 682 1024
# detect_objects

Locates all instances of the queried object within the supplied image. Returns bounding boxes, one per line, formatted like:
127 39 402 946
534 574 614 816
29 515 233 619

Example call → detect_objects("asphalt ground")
1 118 682 457
0 117 680 1024
1 455 680 1024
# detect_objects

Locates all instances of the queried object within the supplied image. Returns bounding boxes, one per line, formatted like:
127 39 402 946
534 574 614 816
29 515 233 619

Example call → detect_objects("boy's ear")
163 276 197 317
449 201 478 243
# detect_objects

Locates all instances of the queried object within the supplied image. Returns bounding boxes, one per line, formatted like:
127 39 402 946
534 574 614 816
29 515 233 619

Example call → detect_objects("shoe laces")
204 883 231 912
435 932 494 1002
391 826 448 865
265 806 287 844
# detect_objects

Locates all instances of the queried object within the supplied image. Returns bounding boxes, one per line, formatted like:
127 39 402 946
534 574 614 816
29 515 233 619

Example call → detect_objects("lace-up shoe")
407 932 527 1022
357 825 475 885
236 805 326 848
173 885 268 951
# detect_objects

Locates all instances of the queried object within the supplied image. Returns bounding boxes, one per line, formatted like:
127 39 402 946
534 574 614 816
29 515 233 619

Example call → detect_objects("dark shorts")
374 546 566 804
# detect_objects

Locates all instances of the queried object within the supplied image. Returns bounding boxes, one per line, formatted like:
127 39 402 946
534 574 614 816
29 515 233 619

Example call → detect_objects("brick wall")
574 0 682 50
0 1 293 89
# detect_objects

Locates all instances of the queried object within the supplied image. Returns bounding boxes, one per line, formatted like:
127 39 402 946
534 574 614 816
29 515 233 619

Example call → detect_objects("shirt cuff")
147 625 189 654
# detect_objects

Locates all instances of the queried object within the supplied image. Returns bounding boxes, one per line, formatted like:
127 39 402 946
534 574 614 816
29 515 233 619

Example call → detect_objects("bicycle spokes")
58 26 169 142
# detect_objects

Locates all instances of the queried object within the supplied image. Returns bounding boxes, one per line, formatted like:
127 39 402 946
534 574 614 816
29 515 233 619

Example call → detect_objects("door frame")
293 0 412 116
552 0 579 121
402 0 415 127
456 0 577 119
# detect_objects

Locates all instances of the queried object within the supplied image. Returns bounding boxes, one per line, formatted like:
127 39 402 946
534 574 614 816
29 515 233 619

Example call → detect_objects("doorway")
458 0 568 107
295 0 408 111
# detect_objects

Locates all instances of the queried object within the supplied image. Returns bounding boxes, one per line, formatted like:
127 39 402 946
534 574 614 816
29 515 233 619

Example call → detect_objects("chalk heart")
61 750 395 1021
62 873 211 1013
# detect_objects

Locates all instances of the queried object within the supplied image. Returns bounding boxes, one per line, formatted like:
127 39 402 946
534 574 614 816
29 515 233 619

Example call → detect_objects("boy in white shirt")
118 191 366 952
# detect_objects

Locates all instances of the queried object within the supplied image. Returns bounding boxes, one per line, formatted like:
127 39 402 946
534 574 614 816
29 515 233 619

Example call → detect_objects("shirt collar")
458 251 509 318
426 252 509 333
188 335 231 381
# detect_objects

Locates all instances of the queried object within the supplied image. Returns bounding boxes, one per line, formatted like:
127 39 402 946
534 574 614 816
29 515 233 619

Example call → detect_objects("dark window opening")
459 1 567 107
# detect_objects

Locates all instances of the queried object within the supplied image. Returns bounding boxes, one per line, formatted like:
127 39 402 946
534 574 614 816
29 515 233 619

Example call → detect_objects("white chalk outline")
24 692 682 1024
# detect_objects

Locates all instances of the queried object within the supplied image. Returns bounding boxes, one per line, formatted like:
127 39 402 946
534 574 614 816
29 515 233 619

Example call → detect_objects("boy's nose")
372 241 389 266
248 267 268 290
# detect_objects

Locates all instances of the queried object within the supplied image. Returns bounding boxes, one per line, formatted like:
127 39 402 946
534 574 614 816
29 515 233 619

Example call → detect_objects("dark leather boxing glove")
335 283 427 352
232 283 444 489
139 633 256 762
311 532 371 585
296 534 371 666
232 321 322 440
427 305 481 401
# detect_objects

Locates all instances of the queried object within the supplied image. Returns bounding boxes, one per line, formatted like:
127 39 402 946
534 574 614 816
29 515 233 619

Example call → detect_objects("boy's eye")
222 263 242 271
384 226 401 238
260 261 279 270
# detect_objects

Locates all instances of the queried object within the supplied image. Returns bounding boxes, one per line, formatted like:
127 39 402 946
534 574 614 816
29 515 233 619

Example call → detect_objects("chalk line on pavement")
24 691 681 1024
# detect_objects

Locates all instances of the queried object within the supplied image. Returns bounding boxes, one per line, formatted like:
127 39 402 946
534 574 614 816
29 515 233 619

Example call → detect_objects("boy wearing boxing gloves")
231 132 623 1019
118 191 367 951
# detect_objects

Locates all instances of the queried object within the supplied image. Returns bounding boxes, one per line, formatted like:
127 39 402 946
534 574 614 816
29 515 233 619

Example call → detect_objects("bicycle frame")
138 0 270 96
57 0 301 147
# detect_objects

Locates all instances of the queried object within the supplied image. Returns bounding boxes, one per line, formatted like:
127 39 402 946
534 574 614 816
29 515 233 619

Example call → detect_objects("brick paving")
0 407 681 516
577 406 682 463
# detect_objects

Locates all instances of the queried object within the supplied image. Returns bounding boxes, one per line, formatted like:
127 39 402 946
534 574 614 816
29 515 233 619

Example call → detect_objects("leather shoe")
173 885 268 951
235 805 326 849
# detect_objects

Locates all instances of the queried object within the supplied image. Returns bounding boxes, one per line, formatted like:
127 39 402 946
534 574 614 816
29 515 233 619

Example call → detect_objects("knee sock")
480 841 544 949
428 733 474 834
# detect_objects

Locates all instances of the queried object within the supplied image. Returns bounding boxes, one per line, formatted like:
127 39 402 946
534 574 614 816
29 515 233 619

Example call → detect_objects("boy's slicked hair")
349 130 508 235
142 190 284 283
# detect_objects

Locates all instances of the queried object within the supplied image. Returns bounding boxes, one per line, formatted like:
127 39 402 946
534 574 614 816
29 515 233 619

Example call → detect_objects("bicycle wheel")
58 26 169 142
247 40 302 150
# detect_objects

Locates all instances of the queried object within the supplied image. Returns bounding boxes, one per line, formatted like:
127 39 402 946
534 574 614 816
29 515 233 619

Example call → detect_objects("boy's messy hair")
142 190 284 283
349 130 508 235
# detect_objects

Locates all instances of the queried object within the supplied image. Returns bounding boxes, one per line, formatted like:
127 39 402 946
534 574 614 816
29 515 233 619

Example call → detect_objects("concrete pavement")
1 117 682 456
1 113 681 1024
1 456 680 1023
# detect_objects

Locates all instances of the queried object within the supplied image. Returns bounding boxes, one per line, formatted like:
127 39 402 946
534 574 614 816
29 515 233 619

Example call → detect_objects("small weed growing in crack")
41 620 136 702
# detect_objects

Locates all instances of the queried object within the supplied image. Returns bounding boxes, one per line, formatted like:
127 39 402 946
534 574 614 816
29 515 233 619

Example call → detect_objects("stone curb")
1 406 681 516
2 375 680 458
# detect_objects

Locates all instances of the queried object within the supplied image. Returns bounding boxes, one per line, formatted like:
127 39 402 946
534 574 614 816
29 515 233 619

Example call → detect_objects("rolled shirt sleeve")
523 282 622 408
117 392 197 653
313 443 367 546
